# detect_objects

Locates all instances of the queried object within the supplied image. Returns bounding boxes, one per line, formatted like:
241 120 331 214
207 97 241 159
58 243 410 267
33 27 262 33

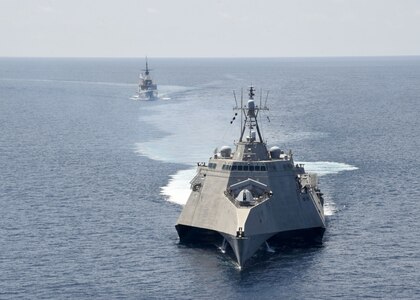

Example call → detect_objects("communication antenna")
264 90 270 108
240 88 243 139
232 86 269 143
233 90 238 108
143 56 151 75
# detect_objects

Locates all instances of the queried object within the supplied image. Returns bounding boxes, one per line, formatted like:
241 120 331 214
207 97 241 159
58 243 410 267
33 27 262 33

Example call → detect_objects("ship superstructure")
175 87 325 268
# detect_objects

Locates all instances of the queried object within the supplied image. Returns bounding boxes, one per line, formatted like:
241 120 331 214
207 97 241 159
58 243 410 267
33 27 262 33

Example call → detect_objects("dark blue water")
1 57 419 299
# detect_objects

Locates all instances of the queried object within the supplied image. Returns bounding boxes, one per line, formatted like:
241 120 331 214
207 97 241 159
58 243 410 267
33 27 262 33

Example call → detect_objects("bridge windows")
208 163 217 169
220 163 267 172
209 162 270 173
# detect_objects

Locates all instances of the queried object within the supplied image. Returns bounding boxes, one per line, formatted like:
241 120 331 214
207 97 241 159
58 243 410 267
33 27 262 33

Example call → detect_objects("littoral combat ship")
175 86 326 268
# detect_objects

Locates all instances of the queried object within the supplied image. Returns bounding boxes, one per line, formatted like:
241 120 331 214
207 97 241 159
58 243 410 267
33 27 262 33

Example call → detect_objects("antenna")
248 86 255 99
233 90 238 108
264 90 269 108
233 86 269 143
143 56 151 75
240 88 243 141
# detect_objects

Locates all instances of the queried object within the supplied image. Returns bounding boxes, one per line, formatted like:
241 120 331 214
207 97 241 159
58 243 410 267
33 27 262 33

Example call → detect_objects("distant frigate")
135 57 158 100
175 86 326 268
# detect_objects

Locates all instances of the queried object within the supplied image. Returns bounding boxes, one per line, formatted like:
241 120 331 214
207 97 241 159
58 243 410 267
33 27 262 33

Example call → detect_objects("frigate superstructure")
136 57 158 100
175 86 326 268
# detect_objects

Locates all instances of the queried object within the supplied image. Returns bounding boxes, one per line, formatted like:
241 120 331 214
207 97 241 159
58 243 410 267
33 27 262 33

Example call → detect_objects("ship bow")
222 233 273 268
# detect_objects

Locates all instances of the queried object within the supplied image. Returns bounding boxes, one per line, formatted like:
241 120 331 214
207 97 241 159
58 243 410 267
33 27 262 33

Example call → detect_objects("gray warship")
136 58 158 100
175 86 326 268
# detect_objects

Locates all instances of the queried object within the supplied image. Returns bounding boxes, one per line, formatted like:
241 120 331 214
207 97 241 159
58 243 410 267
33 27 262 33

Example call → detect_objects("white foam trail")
129 85 193 101
162 161 358 213
300 161 358 176
323 201 336 216
161 168 196 205
130 95 169 101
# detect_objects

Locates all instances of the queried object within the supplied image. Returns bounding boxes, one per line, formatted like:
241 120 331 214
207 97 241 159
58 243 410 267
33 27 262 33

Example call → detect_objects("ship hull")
176 224 325 268
136 90 158 101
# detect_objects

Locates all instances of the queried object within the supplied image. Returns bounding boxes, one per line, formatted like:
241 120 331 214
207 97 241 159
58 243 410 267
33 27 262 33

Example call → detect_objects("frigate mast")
235 86 268 143
143 57 150 75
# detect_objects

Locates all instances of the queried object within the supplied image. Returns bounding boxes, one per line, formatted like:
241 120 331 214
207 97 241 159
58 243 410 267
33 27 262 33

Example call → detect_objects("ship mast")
144 57 150 76
235 86 268 143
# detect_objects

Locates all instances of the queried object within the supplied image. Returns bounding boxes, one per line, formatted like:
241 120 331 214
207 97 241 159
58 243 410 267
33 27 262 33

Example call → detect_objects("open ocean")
1 57 419 299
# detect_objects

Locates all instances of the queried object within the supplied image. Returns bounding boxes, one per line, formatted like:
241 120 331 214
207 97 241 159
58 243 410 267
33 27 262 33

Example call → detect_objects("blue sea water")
0 57 419 299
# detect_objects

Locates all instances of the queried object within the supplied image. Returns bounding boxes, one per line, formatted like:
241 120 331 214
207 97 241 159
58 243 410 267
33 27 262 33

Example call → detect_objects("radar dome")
269 146 281 159
247 100 255 117
220 146 232 158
